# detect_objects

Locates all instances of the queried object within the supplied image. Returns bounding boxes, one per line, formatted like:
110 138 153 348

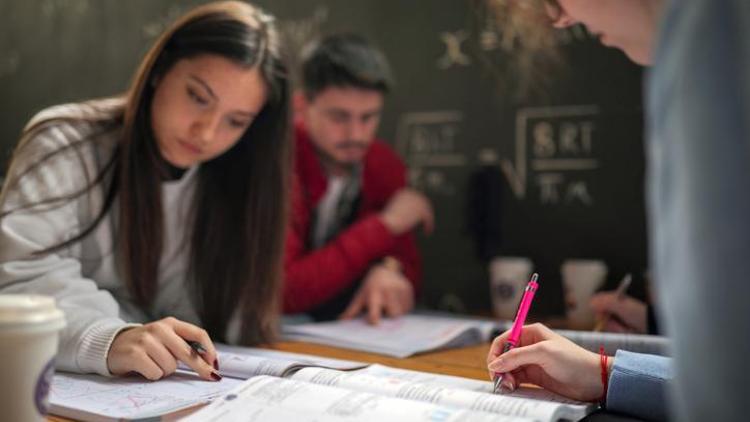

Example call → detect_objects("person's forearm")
607 350 673 421
283 215 397 313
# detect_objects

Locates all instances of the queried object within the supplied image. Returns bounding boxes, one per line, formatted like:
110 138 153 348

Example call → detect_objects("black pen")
187 340 208 355
187 340 222 380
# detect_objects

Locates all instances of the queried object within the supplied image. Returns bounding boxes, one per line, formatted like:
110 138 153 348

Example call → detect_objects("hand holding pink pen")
492 272 539 394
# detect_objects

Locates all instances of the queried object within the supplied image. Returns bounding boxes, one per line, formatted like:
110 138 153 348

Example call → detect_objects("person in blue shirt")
487 1 750 421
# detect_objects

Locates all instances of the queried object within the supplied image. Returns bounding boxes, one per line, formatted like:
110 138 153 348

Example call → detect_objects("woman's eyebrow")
188 75 217 100
187 74 258 117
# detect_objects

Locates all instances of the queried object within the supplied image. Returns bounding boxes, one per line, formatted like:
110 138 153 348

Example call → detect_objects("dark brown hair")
1 1 291 344
300 33 393 99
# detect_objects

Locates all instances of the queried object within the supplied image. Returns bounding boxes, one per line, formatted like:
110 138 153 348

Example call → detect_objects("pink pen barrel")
492 272 540 394
506 273 539 346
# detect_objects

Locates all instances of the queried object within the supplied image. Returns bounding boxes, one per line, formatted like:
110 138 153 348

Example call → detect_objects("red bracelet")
599 345 609 405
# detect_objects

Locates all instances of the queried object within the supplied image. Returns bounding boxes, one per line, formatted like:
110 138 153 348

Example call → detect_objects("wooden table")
271 341 493 380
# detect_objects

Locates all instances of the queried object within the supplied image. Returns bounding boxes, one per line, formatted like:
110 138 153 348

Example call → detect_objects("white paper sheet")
182 375 534 422
49 370 242 421
283 314 500 357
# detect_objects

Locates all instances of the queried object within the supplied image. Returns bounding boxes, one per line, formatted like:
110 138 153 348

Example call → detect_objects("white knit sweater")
0 98 236 376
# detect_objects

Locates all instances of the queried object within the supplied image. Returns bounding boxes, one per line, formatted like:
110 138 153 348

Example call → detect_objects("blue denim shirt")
646 0 750 420
607 350 672 421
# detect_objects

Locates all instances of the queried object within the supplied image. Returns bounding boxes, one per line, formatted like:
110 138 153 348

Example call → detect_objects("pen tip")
531 273 539 283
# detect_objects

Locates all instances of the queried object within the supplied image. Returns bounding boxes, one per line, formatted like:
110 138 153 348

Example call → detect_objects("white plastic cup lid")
0 294 66 328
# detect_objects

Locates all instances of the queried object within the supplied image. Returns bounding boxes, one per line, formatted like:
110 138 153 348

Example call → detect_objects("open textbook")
48 346 367 421
184 363 595 422
283 314 499 357
282 313 671 357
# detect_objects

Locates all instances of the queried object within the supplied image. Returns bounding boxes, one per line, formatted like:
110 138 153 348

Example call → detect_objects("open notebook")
282 314 500 357
183 363 595 422
282 313 671 357
48 346 366 421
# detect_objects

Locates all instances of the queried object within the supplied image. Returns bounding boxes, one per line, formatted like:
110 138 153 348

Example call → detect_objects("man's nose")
346 119 367 142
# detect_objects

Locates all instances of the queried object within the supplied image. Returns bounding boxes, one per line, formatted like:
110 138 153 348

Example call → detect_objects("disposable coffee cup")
489 257 533 321
561 260 608 329
0 294 66 421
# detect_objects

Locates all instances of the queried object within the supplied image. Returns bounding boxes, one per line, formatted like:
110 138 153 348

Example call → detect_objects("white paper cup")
0 294 66 421
561 260 608 329
489 257 533 321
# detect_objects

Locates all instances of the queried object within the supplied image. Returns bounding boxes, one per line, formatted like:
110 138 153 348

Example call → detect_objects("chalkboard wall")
0 0 648 317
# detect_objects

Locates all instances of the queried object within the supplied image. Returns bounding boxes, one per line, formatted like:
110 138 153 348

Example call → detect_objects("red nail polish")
210 371 222 381
213 359 219 371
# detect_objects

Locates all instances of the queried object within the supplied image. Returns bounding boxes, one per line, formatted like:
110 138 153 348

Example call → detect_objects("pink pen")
492 272 540 394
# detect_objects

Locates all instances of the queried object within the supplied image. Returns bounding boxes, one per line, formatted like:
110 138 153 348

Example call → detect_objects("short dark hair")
301 33 393 99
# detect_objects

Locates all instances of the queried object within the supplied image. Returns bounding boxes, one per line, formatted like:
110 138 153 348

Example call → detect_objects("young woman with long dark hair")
0 1 290 382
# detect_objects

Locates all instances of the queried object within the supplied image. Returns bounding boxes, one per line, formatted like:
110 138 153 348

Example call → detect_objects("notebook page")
292 367 590 421
182 375 534 422
49 370 242 421
359 363 492 391
216 344 367 372
359 363 590 407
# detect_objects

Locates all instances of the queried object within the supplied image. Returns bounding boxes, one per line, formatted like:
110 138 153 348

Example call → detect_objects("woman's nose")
192 113 221 145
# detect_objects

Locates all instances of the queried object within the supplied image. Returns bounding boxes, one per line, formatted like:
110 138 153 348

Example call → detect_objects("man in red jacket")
284 33 434 324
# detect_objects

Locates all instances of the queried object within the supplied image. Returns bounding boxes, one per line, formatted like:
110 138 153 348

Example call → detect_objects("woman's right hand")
107 317 220 381
589 292 648 333
487 323 612 402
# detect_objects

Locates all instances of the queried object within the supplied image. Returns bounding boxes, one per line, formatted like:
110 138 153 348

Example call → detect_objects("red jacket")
283 124 422 313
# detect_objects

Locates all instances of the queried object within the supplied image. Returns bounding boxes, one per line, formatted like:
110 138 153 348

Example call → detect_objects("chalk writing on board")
395 111 466 195
443 17 595 69
437 31 471 69
501 105 599 205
